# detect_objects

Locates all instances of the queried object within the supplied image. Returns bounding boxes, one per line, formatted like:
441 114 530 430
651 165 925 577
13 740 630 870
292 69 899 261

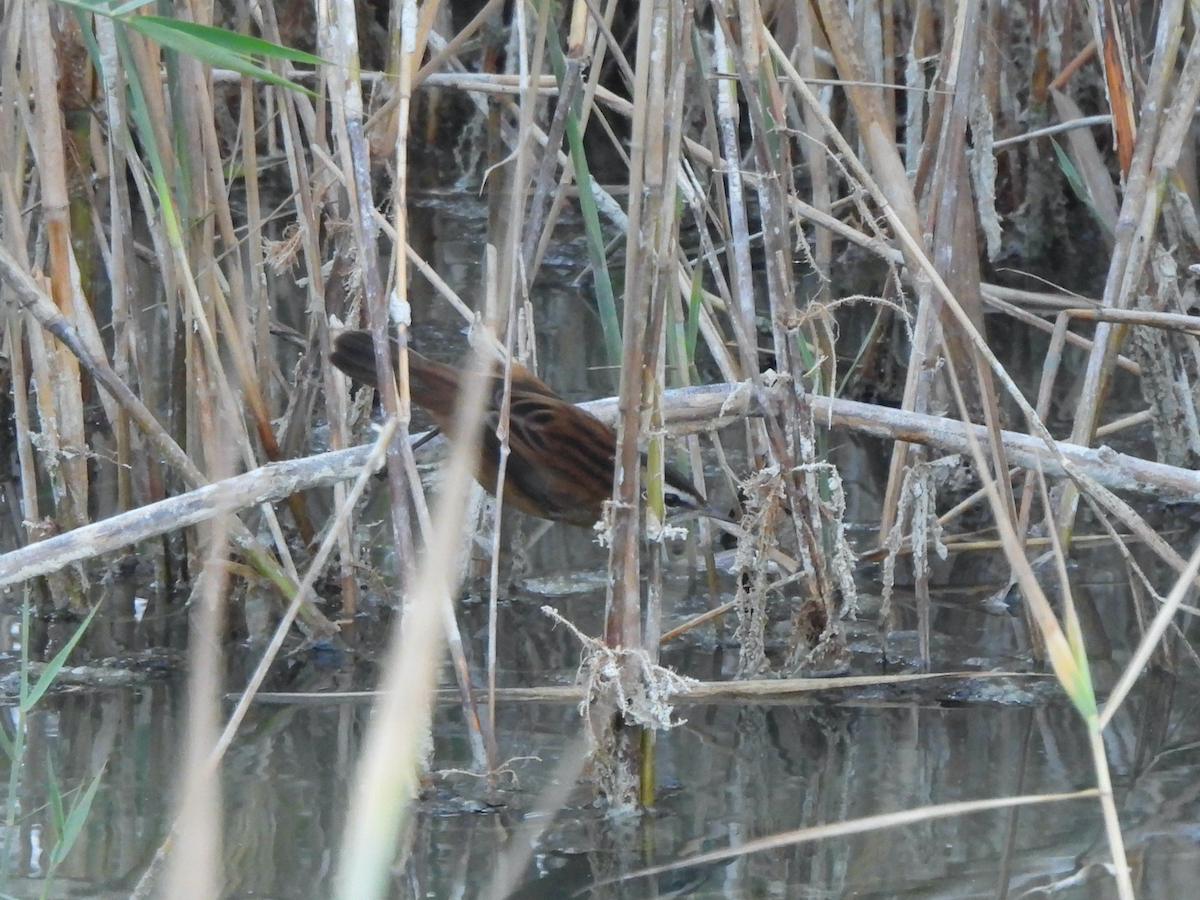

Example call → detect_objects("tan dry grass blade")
602 790 1100 888
162 459 233 900
947 366 1136 900
333 364 491 900
130 420 399 899
482 732 592 900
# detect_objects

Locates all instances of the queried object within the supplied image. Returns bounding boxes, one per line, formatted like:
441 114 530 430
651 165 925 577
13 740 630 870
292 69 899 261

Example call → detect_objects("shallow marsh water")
4 629 1200 899
1 191 1199 900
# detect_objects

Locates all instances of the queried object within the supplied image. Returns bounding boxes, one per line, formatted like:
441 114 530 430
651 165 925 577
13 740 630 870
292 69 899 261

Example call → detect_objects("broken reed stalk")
26 3 88 541
10 377 1200 592
23 6 90 611
711 12 783 679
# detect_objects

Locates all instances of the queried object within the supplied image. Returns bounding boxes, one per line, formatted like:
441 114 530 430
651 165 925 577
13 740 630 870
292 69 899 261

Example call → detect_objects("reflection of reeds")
7 0 1200 896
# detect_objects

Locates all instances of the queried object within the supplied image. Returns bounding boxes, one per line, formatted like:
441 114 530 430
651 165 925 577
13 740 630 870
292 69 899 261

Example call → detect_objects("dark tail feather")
331 330 389 387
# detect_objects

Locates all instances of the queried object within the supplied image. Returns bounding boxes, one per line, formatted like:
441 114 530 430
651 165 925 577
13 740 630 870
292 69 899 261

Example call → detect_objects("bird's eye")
663 489 698 509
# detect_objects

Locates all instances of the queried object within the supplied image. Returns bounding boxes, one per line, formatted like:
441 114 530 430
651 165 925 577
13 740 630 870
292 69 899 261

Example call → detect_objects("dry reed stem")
413 0 507 87
5 321 40 545
880 459 948 666
982 293 1142 376
791 0 833 277
1095 410 1154 437
473 0 551 775
11 375 1200 590
333 351 493 900
249 669 1056 707
948 349 1134 900
596 0 663 812
95 16 139 516
926 2 1018 537
0 29 43 548
322 0 417 594
604 789 1100 889
1016 312 1072 542
642 0 696 680
130 417 399 900
0 245 336 633
637 380 1200 502
484 245 512 769
519 58 579 275
1059 0 1186 530
1064 306 1200 334
162 442 231 900
26 3 89 540
647 16 691 641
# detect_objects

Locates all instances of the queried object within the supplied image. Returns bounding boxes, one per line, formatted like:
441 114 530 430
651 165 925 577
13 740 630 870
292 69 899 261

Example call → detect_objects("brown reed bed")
2 0 1199 897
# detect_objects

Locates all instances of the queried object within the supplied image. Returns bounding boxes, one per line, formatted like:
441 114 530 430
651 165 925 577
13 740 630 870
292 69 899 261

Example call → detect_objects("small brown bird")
330 330 710 526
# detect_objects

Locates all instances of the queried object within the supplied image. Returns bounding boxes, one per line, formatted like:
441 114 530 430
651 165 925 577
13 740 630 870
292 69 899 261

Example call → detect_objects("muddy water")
1 191 1198 900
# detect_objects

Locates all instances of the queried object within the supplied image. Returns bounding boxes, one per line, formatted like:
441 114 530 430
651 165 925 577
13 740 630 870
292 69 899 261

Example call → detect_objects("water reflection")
3 663 1198 898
